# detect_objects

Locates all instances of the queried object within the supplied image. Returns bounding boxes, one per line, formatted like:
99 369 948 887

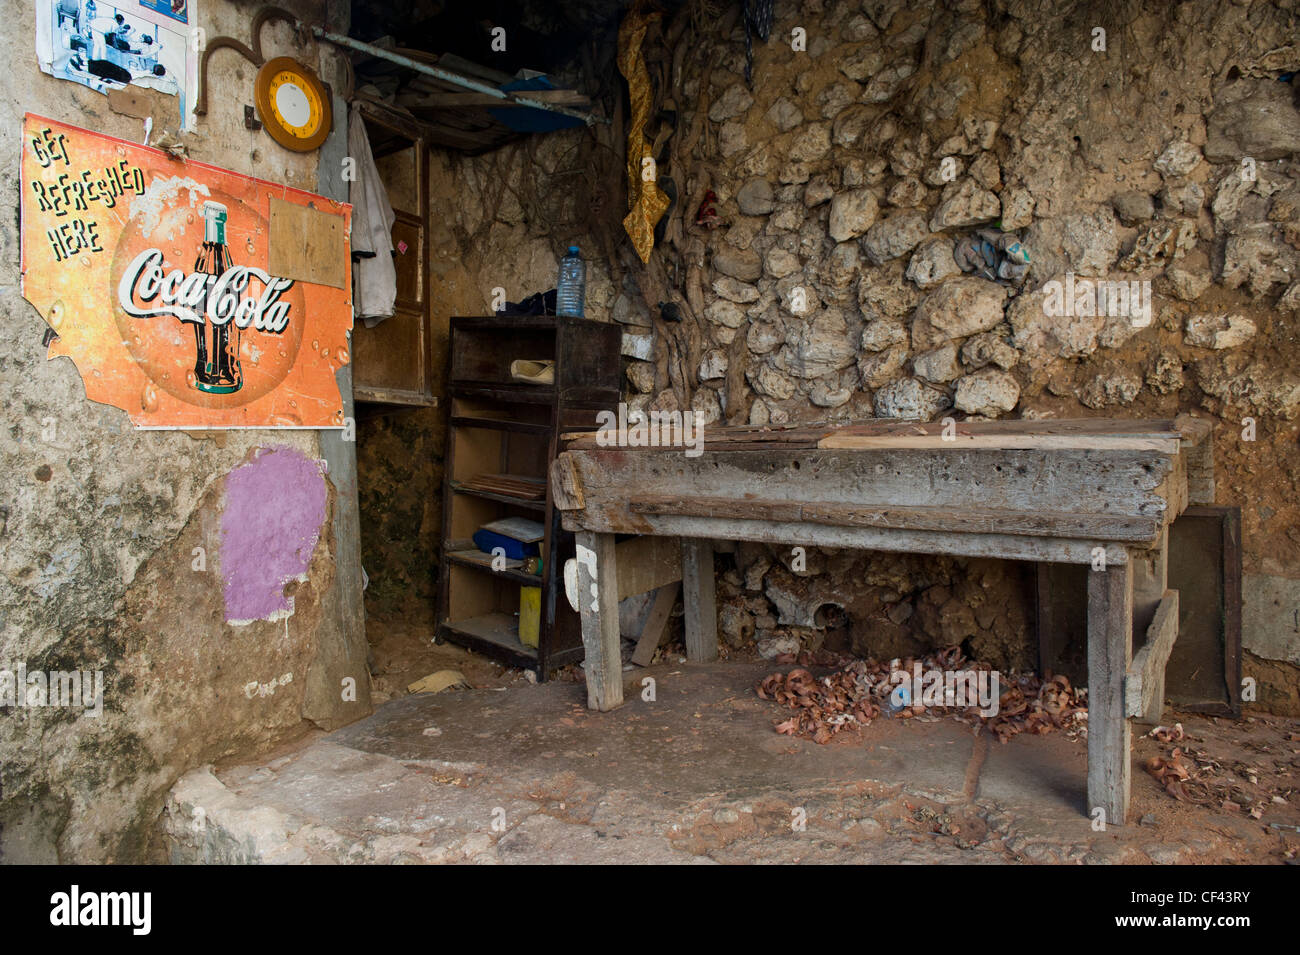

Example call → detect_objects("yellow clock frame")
255 56 332 153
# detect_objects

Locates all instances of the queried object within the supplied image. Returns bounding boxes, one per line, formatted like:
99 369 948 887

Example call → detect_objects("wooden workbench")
550 416 1215 825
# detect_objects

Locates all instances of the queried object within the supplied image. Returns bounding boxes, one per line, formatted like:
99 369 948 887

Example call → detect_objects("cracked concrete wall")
0 0 369 862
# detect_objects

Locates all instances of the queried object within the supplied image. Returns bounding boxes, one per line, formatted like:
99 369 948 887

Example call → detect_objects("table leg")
682 538 718 663
1087 558 1133 826
575 531 622 711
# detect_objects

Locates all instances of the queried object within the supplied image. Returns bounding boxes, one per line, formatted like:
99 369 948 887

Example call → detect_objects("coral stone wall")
405 0 1300 709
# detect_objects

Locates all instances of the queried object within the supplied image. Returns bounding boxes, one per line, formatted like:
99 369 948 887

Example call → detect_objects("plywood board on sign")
267 197 347 289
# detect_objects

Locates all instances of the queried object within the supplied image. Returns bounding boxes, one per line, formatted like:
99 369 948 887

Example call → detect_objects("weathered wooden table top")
552 416 1214 565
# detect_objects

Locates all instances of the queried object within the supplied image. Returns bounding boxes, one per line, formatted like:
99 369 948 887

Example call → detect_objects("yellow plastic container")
519 586 541 648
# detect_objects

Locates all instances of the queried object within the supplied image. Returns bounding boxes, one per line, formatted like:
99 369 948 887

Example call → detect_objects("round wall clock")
255 56 332 152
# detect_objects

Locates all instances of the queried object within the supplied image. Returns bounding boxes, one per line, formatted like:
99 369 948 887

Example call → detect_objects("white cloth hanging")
348 103 397 327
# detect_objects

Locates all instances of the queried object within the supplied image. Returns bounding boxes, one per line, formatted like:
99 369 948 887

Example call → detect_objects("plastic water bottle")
556 245 586 317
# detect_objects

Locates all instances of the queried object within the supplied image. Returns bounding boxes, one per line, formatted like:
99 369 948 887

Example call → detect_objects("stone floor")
161 662 1300 864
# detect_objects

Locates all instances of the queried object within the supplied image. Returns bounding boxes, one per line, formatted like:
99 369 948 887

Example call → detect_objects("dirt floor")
165 622 1300 865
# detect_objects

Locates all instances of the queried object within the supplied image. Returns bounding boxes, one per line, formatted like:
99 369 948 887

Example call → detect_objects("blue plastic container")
473 529 540 561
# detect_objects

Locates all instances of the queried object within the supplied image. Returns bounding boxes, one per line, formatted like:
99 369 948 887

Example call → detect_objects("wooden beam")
1174 413 1214 447
629 495 1161 543
681 539 718 663
1131 526 1168 636
561 509 1131 566
575 532 622 711
549 454 585 511
630 583 680 667
560 446 1176 521
818 433 1180 453
563 418 1186 452
1126 590 1180 720
1180 417 1216 505
1088 559 1134 826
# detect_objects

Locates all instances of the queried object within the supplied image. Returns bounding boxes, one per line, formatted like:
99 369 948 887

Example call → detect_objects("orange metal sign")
20 114 353 429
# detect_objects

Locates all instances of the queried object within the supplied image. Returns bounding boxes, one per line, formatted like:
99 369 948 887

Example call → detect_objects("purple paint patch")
221 447 328 624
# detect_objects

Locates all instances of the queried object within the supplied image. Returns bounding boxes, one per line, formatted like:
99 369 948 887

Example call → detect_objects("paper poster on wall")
36 0 199 130
20 114 354 430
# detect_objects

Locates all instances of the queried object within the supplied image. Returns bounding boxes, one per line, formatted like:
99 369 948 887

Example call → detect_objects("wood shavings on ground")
1143 722 1294 820
756 647 1088 745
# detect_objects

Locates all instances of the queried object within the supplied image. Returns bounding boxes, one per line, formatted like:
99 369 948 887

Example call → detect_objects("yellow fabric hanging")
617 5 671 264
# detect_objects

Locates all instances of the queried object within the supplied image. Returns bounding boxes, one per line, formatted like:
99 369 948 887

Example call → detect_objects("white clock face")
275 81 313 130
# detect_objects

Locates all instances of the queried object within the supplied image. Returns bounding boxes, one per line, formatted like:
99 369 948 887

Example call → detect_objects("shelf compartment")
439 612 537 665
457 472 546 501
450 483 547 512
451 380 556 404
439 316 624 680
450 415 552 435
445 547 544 586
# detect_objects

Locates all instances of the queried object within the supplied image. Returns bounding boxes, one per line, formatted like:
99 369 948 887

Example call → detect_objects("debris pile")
757 647 1087 745
1143 723 1296 819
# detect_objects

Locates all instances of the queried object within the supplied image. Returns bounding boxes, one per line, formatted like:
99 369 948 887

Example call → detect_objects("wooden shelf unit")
437 314 622 678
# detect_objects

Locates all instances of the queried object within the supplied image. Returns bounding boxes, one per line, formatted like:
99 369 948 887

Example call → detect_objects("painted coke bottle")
193 200 242 393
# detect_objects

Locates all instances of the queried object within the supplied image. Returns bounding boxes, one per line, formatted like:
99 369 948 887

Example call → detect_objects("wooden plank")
615 536 682 599
1159 452 1189 525
1087 559 1134 826
415 120 502 151
561 508 1130 566
1174 413 1214 447
1185 420 1211 509
629 495 1161 543
352 93 427 145
1126 590 1180 719
562 418 1184 451
1174 417 1214 508
818 433 1180 453
682 539 718 662
633 496 803 523
562 425 828 451
1131 525 1168 638
630 583 680 667
559 446 1177 520
575 531 622 711
1130 524 1168 729
549 454 585 511
435 53 516 85
266 198 347 289
830 418 1180 439
446 547 523 571
479 517 545 543
459 473 546 500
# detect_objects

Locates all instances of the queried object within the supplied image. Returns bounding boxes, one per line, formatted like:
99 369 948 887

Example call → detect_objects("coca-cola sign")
20 114 354 429
118 248 296 332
